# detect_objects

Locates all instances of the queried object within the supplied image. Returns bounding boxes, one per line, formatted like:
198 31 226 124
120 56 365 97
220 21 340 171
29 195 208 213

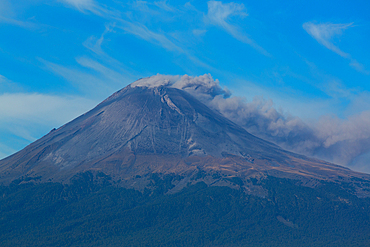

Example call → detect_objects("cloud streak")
61 0 178 53
0 75 23 92
0 16 38 29
303 22 352 58
83 23 116 56
0 93 94 123
303 22 368 74
59 0 119 17
204 1 269 56
0 92 97 159
116 20 213 70
61 0 213 70
39 57 133 98
0 1 38 29
59 0 99 14
121 21 184 53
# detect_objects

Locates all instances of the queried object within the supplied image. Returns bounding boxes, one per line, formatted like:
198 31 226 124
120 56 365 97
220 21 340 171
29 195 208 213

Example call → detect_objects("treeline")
0 172 370 246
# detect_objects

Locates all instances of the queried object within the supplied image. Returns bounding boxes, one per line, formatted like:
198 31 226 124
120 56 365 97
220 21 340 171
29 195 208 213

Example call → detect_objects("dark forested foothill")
1 172 370 247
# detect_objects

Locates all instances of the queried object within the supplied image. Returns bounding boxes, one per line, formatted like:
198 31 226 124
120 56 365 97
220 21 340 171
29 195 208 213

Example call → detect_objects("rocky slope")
1 78 370 196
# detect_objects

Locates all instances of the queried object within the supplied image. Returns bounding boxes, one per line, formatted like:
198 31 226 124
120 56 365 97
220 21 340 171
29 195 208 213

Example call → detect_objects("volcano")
1 76 369 196
2 76 370 246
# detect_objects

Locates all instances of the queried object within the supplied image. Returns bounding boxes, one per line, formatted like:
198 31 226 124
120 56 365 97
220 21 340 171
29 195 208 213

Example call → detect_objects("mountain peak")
1 76 370 197
130 74 231 97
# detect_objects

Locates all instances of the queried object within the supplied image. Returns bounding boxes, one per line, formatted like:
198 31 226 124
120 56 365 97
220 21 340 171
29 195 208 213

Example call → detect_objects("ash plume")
134 74 370 173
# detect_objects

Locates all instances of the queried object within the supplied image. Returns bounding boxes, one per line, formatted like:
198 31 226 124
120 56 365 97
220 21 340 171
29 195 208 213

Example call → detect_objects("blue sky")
1 0 370 171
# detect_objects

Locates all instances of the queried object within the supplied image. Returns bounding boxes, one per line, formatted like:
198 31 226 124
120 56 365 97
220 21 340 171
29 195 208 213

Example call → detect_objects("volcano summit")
2 75 370 246
1 75 370 195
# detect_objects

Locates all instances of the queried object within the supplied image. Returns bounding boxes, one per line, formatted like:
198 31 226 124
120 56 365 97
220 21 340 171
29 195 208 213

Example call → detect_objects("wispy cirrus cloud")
116 20 213 70
120 21 184 53
303 22 352 57
349 59 367 73
204 1 269 56
59 0 119 17
59 0 96 12
0 0 38 29
83 23 116 56
0 142 16 159
76 57 133 85
303 22 368 74
83 23 141 79
39 57 132 98
0 16 38 29
60 0 212 70
154 0 175 12
0 75 97 159
0 92 96 158
0 75 23 92
0 92 95 124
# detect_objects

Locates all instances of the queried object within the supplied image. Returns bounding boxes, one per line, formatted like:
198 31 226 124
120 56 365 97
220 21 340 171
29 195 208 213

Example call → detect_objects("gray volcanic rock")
1 78 370 196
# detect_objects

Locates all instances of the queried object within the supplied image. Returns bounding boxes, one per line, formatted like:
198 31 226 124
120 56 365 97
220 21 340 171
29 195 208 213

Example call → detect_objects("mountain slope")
2 76 370 246
0 79 370 196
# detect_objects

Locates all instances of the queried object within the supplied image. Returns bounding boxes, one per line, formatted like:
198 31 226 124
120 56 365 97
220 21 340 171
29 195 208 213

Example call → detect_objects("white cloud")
0 93 95 123
76 57 133 84
0 75 23 92
303 22 368 73
59 0 119 17
193 29 207 36
0 0 14 19
82 23 140 77
0 1 38 29
60 0 211 70
350 59 369 74
205 1 248 27
39 57 133 98
0 92 97 159
303 22 352 58
204 1 269 56
0 142 16 159
59 0 96 11
129 0 177 17
117 21 212 70
121 21 184 53
154 0 175 12
41 59 112 97
0 16 37 29
83 23 115 56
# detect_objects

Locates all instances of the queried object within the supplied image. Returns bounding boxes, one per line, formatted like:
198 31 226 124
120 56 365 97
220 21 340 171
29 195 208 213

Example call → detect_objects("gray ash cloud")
134 74 370 173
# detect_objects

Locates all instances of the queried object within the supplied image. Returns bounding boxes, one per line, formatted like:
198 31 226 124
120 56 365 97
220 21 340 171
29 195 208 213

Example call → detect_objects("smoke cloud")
134 74 370 173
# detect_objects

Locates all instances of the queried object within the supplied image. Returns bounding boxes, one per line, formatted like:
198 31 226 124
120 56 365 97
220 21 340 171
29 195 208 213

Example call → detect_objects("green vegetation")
1 172 370 246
